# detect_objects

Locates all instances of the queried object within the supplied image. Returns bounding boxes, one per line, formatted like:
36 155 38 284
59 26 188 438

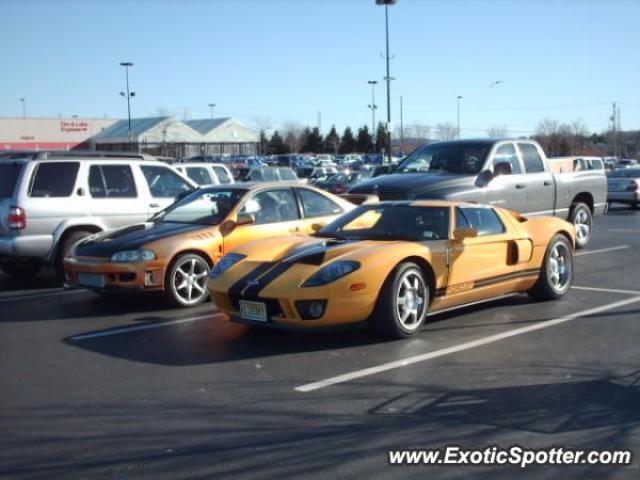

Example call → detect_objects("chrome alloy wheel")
395 270 427 331
573 209 591 243
172 257 209 305
547 242 572 293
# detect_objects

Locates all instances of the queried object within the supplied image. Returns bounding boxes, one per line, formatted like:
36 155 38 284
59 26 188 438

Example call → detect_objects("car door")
445 206 518 299
86 163 148 229
485 143 528 213
295 187 346 231
517 142 555 215
139 164 195 217
222 188 301 254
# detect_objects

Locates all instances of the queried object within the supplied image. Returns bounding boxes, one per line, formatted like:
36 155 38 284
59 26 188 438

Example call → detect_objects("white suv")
173 162 234 186
0 151 197 280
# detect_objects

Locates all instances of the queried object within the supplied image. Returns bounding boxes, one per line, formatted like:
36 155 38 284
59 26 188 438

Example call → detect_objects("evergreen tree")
259 129 268 155
301 127 323 153
375 122 387 154
267 130 289 154
356 125 374 153
323 125 340 154
340 127 356 153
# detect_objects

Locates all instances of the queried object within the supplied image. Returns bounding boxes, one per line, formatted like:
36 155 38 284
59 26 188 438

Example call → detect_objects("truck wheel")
165 253 211 308
0 259 41 279
569 202 592 249
370 262 429 339
529 234 574 301
55 230 94 281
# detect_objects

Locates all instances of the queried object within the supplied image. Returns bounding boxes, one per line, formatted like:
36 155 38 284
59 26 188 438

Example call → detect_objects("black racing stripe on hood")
228 262 275 297
283 238 357 266
242 262 295 297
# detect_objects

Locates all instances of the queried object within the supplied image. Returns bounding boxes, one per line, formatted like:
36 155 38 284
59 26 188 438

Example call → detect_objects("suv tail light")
627 181 638 192
8 206 26 230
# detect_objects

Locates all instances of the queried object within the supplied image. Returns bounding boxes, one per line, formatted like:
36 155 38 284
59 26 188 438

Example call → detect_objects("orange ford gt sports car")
64 182 354 307
207 201 576 338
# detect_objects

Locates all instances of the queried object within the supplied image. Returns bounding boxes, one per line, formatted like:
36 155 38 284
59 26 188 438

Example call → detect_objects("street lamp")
456 95 463 139
375 0 397 163
20 98 26 119
367 80 378 152
208 103 216 119
119 62 135 151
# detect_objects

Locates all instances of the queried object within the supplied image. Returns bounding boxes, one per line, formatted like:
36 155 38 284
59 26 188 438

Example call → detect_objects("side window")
30 162 79 198
240 189 299 224
186 167 213 186
212 166 231 184
458 207 505 236
455 208 471 229
518 143 545 174
299 188 343 218
493 144 522 174
89 165 137 198
141 165 193 198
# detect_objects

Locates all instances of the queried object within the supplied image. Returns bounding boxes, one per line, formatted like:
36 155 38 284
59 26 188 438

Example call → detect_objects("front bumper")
608 192 639 204
64 256 167 293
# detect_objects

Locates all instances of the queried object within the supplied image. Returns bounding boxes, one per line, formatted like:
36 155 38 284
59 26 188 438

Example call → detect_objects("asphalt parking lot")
2 206 640 479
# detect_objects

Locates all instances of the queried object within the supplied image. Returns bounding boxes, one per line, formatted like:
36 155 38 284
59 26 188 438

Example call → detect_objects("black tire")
529 234 574 301
569 202 592 249
55 230 94 281
370 262 430 339
164 253 211 308
631 202 638 210
0 259 41 279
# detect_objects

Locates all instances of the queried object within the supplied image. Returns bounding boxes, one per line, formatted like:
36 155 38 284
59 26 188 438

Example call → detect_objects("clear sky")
1 0 638 137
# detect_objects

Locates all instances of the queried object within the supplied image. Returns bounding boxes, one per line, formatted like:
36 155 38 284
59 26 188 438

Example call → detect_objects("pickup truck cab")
349 139 607 247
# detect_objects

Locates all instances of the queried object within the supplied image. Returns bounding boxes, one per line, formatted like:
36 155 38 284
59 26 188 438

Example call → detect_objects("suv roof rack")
0 150 156 161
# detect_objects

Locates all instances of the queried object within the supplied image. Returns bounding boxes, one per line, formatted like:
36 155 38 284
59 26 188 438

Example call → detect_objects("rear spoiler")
339 193 379 205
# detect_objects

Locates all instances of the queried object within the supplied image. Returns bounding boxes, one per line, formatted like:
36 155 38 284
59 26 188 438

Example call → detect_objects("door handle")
289 226 300 233
515 183 526 189
149 203 160 208
543 180 552 186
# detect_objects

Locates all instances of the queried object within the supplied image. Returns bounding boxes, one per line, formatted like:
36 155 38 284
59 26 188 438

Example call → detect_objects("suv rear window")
30 162 80 197
0 162 23 198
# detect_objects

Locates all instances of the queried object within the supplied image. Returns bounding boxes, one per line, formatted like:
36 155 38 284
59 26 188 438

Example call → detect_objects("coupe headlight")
209 253 246 279
301 260 360 287
110 249 156 263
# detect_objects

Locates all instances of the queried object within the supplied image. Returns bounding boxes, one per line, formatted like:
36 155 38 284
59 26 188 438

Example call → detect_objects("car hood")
349 172 475 196
74 222 207 258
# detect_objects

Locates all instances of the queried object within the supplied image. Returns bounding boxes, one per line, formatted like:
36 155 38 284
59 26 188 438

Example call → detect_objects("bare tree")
434 122 457 141
281 121 305 152
571 118 589 154
487 125 509 137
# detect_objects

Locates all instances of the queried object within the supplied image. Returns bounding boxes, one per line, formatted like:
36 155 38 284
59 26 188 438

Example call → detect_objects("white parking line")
70 312 224 341
572 286 640 295
295 295 640 393
609 229 640 233
575 245 629 257
0 289 88 304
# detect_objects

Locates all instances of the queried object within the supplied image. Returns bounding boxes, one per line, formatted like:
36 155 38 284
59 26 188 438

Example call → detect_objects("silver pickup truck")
350 139 607 247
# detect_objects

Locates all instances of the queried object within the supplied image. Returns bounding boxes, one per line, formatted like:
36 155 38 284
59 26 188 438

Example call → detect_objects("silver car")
0 151 197 280
607 168 640 209
173 162 234 186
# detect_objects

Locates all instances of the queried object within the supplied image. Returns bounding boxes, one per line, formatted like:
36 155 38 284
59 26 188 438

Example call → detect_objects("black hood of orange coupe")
74 222 205 258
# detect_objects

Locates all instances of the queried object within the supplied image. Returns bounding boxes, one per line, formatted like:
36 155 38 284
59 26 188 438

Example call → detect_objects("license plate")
240 300 268 322
78 272 105 288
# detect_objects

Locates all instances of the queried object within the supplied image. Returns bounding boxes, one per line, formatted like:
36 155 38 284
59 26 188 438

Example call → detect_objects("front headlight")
301 260 360 287
209 253 246 279
110 249 156 263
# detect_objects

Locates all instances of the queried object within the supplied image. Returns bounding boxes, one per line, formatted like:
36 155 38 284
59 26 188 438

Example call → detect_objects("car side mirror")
453 227 478 242
477 169 493 186
311 222 326 233
493 162 513 177
236 213 255 226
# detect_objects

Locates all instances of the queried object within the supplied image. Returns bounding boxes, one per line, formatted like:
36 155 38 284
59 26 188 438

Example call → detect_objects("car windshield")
154 188 246 225
318 204 450 241
395 142 492 175
609 169 640 178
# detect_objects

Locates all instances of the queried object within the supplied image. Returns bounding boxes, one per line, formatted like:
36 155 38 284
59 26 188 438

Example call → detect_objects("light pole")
400 95 404 156
119 62 135 151
376 0 397 163
367 80 378 151
456 95 463 139
208 103 216 119
20 98 26 118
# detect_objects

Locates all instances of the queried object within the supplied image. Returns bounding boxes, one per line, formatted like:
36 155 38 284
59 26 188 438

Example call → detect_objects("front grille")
351 185 408 200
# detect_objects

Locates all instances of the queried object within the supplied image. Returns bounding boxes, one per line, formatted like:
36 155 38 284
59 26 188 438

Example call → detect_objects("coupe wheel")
371 262 429 339
569 202 592 249
529 234 573 301
165 254 211 307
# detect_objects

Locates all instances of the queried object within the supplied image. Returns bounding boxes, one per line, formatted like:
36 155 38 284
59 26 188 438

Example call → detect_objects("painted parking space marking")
609 229 640 233
571 286 640 295
575 245 630 257
70 312 224 341
0 289 88 304
295 295 640 393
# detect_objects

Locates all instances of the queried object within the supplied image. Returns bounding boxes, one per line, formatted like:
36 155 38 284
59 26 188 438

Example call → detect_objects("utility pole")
376 0 397 163
20 98 26 118
119 62 135 151
368 80 378 151
208 103 216 119
400 95 404 156
456 95 463 139
611 102 618 158
317 111 322 133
